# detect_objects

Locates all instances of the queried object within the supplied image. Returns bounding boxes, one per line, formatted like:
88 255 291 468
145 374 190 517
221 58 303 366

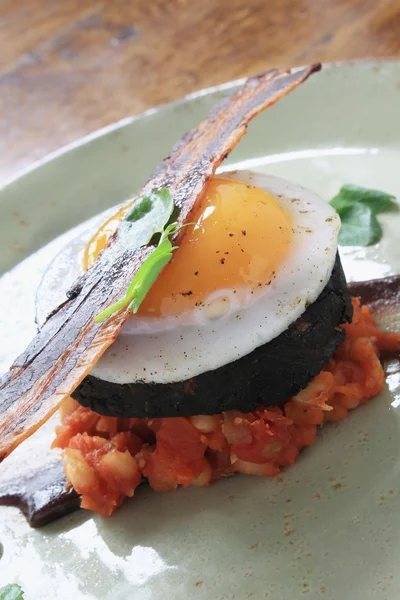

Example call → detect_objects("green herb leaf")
128 241 174 314
125 196 153 222
122 189 174 249
331 184 397 214
330 183 398 246
95 188 179 322
95 223 188 323
337 204 382 246
0 584 24 600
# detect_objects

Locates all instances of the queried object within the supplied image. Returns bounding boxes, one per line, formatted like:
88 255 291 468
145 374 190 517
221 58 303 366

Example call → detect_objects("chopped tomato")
54 297 396 517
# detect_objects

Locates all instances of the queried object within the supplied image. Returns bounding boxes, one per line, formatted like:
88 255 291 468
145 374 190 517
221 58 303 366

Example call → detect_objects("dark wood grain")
0 0 400 182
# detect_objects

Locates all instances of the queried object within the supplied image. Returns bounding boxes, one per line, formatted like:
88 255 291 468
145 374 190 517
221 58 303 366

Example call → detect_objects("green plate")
1 60 400 600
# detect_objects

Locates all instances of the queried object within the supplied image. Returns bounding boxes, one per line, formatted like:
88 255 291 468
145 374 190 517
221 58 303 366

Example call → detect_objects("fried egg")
36 170 340 384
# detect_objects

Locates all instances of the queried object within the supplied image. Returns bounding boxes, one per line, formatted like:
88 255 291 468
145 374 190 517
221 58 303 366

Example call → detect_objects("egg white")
36 170 340 385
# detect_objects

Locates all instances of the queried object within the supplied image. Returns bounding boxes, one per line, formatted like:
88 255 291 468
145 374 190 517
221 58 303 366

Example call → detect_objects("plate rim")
1 56 400 600
1 58 400 194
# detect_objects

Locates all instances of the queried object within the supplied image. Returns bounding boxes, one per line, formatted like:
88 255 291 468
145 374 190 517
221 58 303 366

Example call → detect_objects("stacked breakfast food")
0 63 398 523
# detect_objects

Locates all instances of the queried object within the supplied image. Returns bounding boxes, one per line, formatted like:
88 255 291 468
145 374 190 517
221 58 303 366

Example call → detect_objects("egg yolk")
83 204 131 272
84 177 293 318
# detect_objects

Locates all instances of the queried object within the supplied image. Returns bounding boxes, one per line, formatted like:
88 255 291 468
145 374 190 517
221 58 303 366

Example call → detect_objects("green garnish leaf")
95 220 191 323
0 584 24 600
330 184 398 246
128 241 173 314
336 204 382 246
125 195 153 222
122 189 174 249
331 184 397 213
95 188 181 322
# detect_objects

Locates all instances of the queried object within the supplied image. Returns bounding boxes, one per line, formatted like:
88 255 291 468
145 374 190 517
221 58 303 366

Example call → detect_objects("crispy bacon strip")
0 64 321 461
348 274 400 355
348 275 400 314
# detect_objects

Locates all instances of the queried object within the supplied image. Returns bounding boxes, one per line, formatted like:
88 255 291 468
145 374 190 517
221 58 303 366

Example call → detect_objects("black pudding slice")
74 253 353 418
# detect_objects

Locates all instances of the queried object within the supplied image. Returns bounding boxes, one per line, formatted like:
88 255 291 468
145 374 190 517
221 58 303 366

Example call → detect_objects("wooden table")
1 0 399 183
